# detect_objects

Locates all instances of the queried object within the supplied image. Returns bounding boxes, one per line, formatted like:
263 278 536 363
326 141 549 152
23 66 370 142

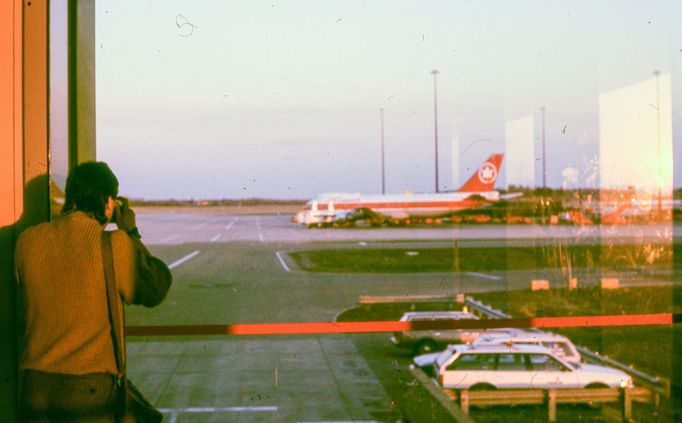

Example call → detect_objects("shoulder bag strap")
101 230 125 376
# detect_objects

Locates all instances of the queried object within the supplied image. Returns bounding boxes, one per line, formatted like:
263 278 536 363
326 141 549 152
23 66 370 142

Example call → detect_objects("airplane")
293 153 510 227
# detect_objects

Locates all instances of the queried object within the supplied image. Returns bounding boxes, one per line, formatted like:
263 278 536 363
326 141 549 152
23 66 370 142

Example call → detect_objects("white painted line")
168 250 200 269
210 233 222 242
275 251 291 272
466 272 502 281
192 223 206 230
224 221 235 231
161 234 181 243
256 217 264 242
159 406 278 413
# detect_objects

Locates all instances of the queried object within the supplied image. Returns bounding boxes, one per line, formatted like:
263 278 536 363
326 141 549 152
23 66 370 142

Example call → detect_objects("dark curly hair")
61 162 119 224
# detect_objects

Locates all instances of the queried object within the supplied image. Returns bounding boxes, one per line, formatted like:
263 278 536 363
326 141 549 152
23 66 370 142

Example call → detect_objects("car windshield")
542 341 574 357
529 353 569 371
447 353 496 371
497 353 527 371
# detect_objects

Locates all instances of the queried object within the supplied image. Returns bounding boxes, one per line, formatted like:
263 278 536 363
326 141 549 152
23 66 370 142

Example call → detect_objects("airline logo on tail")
459 154 504 193
478 162 498 184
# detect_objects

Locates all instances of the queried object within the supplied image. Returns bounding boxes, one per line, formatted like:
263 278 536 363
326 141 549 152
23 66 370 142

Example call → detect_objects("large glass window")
95 1 681 421
49 1 68 219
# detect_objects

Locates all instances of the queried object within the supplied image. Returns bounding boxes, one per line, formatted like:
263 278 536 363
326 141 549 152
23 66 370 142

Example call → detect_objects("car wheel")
469 383 497 391
585 383 609 409
585 383 609 389
414 339 437 355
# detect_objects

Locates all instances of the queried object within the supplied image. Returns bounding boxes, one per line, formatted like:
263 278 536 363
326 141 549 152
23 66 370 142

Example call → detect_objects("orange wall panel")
0 0 22 227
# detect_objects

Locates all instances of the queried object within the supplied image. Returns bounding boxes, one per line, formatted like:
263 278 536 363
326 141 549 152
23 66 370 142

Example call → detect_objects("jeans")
20 370 119 423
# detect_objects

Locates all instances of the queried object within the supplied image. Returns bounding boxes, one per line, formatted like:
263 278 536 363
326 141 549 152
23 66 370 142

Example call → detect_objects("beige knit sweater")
15 211 172 375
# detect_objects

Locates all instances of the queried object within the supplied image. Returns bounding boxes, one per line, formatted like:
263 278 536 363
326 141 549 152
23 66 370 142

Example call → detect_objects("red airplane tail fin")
601 203 630 225
458 154 504 192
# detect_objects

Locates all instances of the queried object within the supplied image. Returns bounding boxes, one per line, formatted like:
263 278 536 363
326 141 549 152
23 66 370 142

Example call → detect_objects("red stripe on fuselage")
314 199 484 211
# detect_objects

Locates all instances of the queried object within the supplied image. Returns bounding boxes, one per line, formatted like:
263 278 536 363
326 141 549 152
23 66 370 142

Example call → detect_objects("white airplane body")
294 153 506 227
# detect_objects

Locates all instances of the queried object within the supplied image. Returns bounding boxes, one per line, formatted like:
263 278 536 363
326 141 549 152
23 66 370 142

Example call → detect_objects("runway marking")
256 217 264 242
161 406 277 423
161 234 181 243
276 251 291 272
210 234 222 242
160 406 278 413
192 223 206 230
168 250 200 269
224 221 235 231
466 272 501 281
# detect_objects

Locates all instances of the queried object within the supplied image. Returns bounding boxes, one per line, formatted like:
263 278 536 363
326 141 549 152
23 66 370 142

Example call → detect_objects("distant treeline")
128 198 307 207
506 186 682 200
126 186 682 208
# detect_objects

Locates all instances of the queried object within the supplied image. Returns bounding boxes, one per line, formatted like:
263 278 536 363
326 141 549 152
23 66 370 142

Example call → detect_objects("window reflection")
49 1 69 219
94 1 679 421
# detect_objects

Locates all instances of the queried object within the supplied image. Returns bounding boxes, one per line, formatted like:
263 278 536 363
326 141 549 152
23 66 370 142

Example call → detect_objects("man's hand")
114 196 138 233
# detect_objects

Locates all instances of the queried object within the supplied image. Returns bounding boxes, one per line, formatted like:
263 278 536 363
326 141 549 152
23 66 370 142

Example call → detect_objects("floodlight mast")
654 70 662 212
432 69 440 193
541 106 546 190
380 108 386 195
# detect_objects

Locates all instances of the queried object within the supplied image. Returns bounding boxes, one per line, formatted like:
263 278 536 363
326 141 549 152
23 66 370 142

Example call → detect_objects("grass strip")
289 244 673 273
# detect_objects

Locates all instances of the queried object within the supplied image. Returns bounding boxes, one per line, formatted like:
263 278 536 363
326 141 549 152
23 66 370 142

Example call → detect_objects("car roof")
435 343 558 368
455 343 553 354
473 331 571 343
401 311 479 320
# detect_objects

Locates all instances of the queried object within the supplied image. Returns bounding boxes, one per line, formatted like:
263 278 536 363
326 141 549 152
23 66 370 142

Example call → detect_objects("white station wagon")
414 344 632 390
471 330 582 364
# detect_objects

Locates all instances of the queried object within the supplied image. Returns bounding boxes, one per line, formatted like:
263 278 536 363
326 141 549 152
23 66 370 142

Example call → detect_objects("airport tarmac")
134 209 680 245
125 209 678 422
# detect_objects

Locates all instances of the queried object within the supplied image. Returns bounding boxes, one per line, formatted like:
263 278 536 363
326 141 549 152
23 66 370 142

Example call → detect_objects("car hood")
575 362 630 377
413 352 440 368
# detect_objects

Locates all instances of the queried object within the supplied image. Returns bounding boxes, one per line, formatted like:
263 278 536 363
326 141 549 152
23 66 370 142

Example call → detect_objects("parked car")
414 344 632 390
390 311 480 355
471 330 582 364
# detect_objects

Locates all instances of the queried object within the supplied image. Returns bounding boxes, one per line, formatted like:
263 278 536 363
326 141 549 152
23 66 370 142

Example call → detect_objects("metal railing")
453 386 652 422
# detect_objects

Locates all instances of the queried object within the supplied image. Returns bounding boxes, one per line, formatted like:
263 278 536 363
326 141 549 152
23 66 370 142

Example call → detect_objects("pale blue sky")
96 0 681 200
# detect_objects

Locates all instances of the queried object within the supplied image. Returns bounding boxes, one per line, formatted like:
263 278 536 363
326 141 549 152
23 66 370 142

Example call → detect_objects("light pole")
541 106 546 190
380 108 386 195
654 70 662 212
432 69 440 193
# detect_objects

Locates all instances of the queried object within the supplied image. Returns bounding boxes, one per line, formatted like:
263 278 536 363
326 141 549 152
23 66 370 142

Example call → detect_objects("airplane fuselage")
294 191 500 226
